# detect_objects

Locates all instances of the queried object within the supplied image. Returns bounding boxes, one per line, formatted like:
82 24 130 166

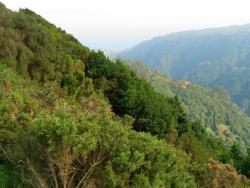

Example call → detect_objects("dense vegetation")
118 24 250 115
0 2 249 187
0 64 199 187
126 61 250 148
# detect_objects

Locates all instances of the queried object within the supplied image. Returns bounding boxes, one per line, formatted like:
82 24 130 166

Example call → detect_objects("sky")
2 0 250 49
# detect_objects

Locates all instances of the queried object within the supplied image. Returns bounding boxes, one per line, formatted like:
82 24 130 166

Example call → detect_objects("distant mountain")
126 61 250 148
118 24 250 115
0 2 249 187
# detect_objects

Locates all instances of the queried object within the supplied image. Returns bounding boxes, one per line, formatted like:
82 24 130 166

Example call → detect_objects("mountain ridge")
125 61 250 147
118 24 250 115
0 2 250 187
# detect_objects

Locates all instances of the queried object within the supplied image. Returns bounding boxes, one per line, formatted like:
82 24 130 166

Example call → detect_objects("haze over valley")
0 1 250 187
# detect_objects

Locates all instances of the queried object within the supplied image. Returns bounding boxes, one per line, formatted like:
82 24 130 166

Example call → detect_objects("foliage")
126 61 250 148
223 143 250 179
87 51 187 138
118 24 250 116
190 160 249 188
0 3 248 187
0 164 26 188
0 4 91 97
0 64 195 187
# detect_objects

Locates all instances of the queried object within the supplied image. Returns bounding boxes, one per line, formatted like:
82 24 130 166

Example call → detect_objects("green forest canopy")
125 61 250 148
0 2 249 187
118 24 250 116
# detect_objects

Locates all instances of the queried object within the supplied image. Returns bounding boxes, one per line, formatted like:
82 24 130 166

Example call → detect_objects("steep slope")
118 24 250 115
0 64 198 187
0 2 249 187
126 61 250 147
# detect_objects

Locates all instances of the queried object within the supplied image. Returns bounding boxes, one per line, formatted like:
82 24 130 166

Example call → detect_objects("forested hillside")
118 25 250 115
0 3 249 187
126 61 250 148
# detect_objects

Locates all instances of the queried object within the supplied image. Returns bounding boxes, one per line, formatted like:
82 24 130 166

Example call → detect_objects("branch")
0 145 14 164
27 158 48 188
75 152 106 188
48 156 59 188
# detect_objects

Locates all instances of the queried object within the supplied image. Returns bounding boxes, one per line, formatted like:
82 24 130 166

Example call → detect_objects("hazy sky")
2 0 250 49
